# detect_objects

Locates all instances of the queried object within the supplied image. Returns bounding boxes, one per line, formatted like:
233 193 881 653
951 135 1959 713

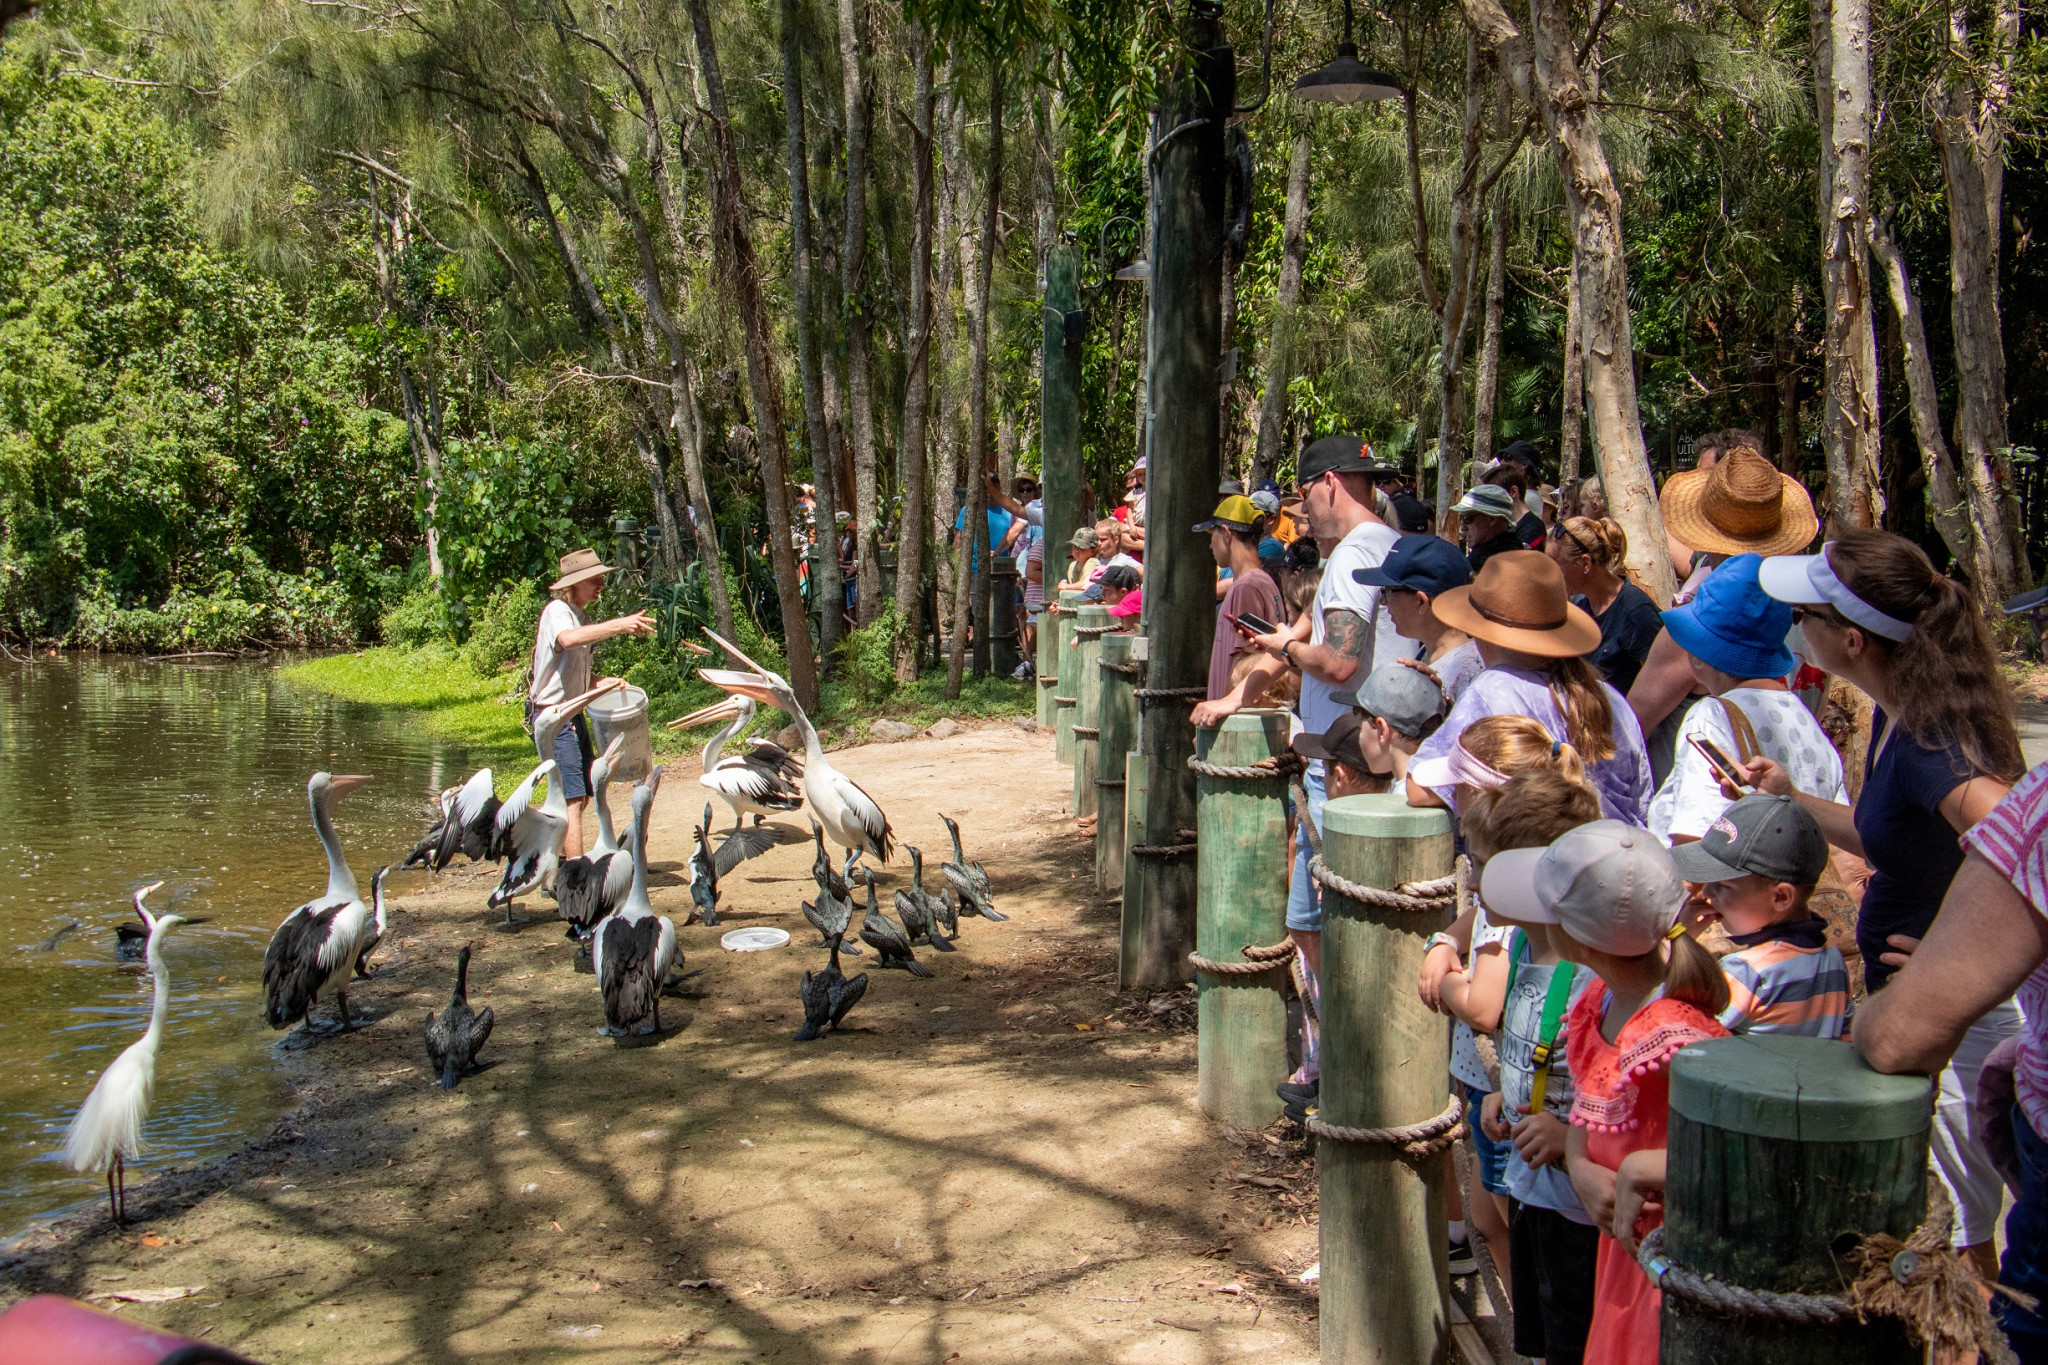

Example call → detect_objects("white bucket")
586 682 653 785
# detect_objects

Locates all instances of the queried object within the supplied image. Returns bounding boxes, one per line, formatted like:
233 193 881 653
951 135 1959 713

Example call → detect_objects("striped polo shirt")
1717 916 1852 1038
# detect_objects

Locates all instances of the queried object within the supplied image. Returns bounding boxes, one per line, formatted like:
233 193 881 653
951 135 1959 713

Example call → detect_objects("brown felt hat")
1659 447 1819 558
1430 550 1601 658
550 547 616 592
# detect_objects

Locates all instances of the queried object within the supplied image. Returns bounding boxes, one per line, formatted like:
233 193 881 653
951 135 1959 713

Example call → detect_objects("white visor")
1757 544 1915 643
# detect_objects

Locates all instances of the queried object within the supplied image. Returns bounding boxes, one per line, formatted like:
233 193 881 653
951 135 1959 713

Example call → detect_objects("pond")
0 655 504 1237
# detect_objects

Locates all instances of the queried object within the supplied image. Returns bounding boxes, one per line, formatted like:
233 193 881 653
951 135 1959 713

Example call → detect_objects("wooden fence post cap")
1203 709 1290 740
1059 589 1084 605
1670 1035 1933 1143
1077 604 1111 624
1321 791 1455 842
1102 632 1132 661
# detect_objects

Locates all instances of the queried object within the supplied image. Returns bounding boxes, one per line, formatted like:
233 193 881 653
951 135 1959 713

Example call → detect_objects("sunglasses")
1546 524 1598 558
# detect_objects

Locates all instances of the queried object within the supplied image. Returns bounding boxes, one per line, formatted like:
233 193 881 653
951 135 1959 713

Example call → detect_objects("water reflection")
0 656 502 1233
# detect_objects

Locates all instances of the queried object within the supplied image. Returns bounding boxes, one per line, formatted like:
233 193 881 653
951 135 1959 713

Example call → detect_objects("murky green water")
0 656 499 1235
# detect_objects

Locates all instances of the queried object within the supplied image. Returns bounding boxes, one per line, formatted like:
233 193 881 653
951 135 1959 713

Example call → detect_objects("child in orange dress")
1480 820 1730 1365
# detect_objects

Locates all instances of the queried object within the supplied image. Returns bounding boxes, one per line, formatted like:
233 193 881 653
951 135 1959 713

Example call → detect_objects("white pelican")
406 766 502 871
62 882 183 1224
551 738 631 942
424 944 494 1090
489 680 623 921
699 629 892 882
668 692 804 868
263 774 375 1033
594 768 678 1036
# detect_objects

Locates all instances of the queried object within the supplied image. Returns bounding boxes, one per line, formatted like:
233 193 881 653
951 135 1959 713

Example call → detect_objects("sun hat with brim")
1660 553 1796 679
1660 447 1819 558
1758 542 1916 642
1194 495 1263 535
1480 821 1689 955
1451 484 1518 519
1430 550 1601 658
550 547 615 592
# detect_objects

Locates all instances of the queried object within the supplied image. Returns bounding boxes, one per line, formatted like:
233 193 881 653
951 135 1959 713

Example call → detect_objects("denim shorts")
1998 1104 2048 1361
1286 764 1328 932
528 703 594 801
1465 1082 1510 1196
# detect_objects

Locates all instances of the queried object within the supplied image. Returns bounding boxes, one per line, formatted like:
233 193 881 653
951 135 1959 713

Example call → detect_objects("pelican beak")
703 628 779 681
668 695 745 730
645 765 664 795
329 775 373 798
680 639 713 657
601 733 625 764
697 667 781 708
559 679 624 718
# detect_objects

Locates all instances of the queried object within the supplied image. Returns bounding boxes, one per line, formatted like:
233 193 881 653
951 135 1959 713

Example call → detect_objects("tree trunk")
894 24 935 682
782 0 839 658
836 0 882 626
1253 131 1312 487
1459 0 1676 601
1934 0 2028 597
933 69 965 550
1471 186 1510 468
688 0 819 709
1559 252 1585 488
367 172 445 582
947 59 1004 699
1811 0 1884 531
1870 224 1978 581
1433 30 1488 521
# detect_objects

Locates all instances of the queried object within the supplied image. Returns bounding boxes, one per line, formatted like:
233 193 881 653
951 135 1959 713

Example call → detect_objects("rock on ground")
869 719 918 741
928 717 962 739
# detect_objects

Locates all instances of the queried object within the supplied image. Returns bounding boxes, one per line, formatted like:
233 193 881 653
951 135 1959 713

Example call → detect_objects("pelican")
263 774 375 1034
668 691 804 868
489 680 624 921
857 872 930 977
688 804 722 927
594 768 678 1036
551 738 631 945
62 882 182 1224
896 847 954 951
406 765 505 871
938 813 1005 921
354 866 391 978
700 629 892 882
424 945 494 1089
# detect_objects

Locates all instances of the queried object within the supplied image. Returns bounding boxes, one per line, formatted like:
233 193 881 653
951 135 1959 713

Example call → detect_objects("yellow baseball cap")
1193 495 1264 534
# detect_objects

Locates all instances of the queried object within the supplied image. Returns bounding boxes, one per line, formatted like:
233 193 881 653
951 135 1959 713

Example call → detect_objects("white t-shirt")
530 598 590 706
1648 687 1846 841
1430 639 1487 704
1300 518 1404 736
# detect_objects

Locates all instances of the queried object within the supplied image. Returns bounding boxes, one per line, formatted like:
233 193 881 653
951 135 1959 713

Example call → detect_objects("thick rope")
1306 1093 1467 1159
1095 777 1127 788
1187 753 1305 782
1308 854 1462 914
1053 695 1076 707
1130 842 1198 858
1038 674 1059 687
1074 624 1114 639
1099 658 1145 677
1188 942 1295 977
1637 1228 1853 1328
1132 685 1207 702
1072 725 1100 739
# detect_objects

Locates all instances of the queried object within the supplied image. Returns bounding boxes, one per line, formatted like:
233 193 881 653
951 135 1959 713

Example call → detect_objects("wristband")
1424 932 1460 957
1280 640 1296 667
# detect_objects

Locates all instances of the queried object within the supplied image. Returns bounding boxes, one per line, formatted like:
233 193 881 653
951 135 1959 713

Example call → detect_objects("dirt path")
2 724 1320 1363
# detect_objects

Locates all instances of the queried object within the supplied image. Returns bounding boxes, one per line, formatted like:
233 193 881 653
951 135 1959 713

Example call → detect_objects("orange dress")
1566 990 1729 1365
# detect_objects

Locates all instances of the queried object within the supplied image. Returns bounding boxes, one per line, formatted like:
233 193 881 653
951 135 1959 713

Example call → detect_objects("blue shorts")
529 705 594 801
1998 1105 2048 1360
1287 764 1328 932
1465 1082 1511 1196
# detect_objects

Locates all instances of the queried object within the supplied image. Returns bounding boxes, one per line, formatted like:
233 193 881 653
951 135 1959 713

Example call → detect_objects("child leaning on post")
1481 823 1731 1365
1464 770 1606 1365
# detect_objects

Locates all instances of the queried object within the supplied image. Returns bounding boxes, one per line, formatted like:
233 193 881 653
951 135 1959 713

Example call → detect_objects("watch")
1279 640 1296 666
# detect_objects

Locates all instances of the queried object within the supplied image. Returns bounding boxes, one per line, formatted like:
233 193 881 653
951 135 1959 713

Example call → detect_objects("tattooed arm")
1277 606 1369 687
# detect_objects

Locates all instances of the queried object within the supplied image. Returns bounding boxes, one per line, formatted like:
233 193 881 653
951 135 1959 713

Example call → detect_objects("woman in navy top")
1745 529 2023 1279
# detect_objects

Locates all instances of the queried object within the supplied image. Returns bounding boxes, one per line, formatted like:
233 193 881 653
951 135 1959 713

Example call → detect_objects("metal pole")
1042 243 1086 557
1071 605 1109 821
1131 2 1232 989
1096 632 1139 891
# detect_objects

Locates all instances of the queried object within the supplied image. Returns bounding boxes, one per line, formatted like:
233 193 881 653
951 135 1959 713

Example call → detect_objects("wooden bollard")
1071 606 1109 821
1035 608 1057 727
1318 794 1456 1365
1095 632 1139 892
1660 1035 1933 1364
1118 749 1149 990
1053 589 1083 764
1192 711 1292 1128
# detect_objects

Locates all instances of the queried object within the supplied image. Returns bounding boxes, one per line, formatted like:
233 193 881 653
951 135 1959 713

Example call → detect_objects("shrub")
379 584 445 647
834 608 900 707
459 579 546 675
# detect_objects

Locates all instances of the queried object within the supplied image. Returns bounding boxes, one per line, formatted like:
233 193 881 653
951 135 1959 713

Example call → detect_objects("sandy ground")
0 723 1325 1364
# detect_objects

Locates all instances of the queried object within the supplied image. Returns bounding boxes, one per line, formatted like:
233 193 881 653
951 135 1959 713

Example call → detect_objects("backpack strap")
1526 961 1579 1114
1716 696 1763 765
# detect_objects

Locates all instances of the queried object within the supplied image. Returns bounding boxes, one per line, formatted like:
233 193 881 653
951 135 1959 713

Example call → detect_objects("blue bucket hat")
1661 553 1796 679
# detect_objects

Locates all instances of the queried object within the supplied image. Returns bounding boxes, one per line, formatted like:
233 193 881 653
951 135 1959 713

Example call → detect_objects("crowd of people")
1066 430 2046 1364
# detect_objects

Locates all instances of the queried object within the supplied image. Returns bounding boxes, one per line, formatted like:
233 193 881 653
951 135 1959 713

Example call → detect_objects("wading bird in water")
424 944 494 1090
490 680 623 922
263 775 375 1035
699 629 892 883
594 768 678 1037
62 882 185 1224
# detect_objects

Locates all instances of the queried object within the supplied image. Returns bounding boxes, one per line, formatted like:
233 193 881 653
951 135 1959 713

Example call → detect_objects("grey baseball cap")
1332 663 1450 740
1480 820 1688 956
1668 794 1829 887
1452 484 1519 519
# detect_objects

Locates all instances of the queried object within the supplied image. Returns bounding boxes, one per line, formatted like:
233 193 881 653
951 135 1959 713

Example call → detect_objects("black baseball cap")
1297 435 1402 485
1290 712 1376 776
1668 794 1829 887
1353 533 1472 598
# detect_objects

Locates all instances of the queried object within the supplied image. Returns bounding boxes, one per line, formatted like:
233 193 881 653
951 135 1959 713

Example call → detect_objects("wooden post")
1053 589 1082 764
1071 605 1109 821
1193 710 1292 1128
1035 608 1056 726
1096 632 1138 892
1661 1035 1933 1364
990 557 1020 679
1318 794 1456 1365
1118 749 1149 991
1041 243 1086 555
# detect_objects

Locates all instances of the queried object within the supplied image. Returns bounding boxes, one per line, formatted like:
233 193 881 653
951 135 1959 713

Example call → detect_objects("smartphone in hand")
1232 610 1279 637
1689 735 1752 793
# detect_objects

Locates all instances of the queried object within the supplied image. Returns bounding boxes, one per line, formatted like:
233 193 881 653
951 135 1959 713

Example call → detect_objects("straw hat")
1659 448 1818 558
1431 550 1601 658
550 547 615 592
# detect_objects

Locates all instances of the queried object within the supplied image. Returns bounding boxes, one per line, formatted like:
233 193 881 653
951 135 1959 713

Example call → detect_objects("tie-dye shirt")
1958 761 2048 1134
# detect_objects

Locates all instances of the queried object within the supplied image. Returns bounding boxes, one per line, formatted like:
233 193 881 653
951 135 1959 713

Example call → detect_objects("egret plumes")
62 882 184 1224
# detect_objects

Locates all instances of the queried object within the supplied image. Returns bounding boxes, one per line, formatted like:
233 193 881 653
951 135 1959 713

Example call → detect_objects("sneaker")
1446 1235 1478 1276
1276 1078 1319 1106
1283 1097 1315 1126
1011 661 1034 682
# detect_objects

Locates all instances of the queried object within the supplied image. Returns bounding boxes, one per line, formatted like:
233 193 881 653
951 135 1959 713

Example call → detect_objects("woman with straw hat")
1407 550 1654 825
532 548 656 858
1626 445 1819 782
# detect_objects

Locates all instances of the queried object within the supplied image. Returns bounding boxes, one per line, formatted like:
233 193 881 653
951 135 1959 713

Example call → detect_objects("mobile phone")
1689 735 1751 791
1233 610 1279 637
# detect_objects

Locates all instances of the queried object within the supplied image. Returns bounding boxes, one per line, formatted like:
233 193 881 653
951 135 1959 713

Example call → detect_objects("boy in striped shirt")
1670 794 1851 1038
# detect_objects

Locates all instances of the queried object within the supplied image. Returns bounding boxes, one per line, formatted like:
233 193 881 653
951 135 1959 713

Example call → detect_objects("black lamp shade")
1291 43 1403 103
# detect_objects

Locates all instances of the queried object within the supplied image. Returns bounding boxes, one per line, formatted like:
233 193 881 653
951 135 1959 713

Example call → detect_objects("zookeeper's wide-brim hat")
1430 550 1602 658
551 547 616 592
1659 447 1819 558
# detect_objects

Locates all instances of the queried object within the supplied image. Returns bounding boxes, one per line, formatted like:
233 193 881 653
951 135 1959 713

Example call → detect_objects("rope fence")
1071 725 1099 739
1098 658 1145 677
1187 753 1305 782
1073 624 1114 639
1307 1093 1467 1160
1308 855 1463 915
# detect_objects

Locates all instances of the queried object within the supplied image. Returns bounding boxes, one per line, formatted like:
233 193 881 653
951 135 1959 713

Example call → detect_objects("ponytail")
1542 654 1618 763
1661 927 1732 1016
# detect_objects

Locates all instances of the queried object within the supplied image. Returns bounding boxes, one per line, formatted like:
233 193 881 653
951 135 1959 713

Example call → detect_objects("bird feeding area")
0 655 504 1236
